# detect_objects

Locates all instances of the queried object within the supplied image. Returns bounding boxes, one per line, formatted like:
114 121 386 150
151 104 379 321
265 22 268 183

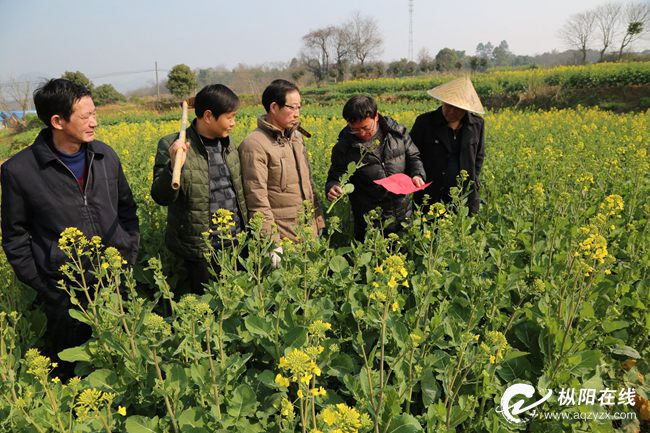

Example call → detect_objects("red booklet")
373 173 431 195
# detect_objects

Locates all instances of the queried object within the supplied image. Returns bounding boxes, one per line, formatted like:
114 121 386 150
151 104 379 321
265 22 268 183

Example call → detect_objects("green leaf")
125 415 161 433
579 303 595 319
227 384 258 418
25 407 55 429
610 345 641 359
496 355 531 382
391 322 409 347
85 369 123 393
430 350 451 373
342 183 355 194
190 363 208 387
358 251 372 266
602 320 629 333
447 404 471 429
283 326 307 351
383 413 422 433
380 389 401 426
328 353 356 378
514 321 541 356
58 345 92 362
343 374 363 402
68 309 94 325
567 350 601 376
164 364 187 390
359 366 373 398
502 350 530 362
256 370 275 386
420 370 441 405
245 315 271 338
329 256 349 273
178 407 206 430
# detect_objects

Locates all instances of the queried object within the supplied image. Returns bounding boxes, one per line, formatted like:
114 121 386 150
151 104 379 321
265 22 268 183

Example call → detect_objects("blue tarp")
0 110 36 119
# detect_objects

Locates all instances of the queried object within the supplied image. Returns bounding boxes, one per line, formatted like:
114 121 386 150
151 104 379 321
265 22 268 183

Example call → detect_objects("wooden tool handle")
171 100 189 190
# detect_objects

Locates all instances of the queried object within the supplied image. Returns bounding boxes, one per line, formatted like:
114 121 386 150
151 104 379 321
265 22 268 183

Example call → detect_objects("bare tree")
417 48 435 72
558 10 597 64
230 63 262 96
595 3 622 62
331 27 352 81
300 26 336 81
344 11 384 66
0 75 34 117
618 1 650 59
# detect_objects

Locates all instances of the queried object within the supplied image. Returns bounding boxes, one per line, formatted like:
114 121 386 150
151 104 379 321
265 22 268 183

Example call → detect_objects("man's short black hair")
33 79 92 129
262 79 299 113
342 95 378 123
194 84 241 119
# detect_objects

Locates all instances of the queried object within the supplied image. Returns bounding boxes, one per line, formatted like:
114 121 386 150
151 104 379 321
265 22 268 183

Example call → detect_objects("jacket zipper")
380 139 396 217
224 145 246 219
204 136 247 223
375 132 396 217
56 151 94 206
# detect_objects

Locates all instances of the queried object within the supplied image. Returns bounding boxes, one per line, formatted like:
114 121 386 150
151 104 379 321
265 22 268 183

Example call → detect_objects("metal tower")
408 0 414 61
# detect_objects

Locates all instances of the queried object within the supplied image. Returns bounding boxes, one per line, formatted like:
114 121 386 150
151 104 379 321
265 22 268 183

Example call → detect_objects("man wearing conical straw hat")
410 76 485 215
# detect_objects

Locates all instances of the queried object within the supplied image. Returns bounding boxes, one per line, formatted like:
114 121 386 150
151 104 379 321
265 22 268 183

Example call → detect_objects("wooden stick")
171 100 189 190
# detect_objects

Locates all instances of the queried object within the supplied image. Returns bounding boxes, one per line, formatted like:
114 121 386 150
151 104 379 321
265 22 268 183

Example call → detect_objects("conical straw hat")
427 76 485 114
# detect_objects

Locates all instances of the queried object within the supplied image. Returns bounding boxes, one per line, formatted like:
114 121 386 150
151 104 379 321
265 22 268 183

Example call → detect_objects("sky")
1 0 648 93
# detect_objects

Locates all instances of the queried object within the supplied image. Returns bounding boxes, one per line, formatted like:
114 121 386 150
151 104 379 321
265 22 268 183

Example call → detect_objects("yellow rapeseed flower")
275 374 290 387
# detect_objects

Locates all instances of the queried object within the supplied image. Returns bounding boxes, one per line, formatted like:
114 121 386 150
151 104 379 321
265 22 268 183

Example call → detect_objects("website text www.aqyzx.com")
540 411 637 422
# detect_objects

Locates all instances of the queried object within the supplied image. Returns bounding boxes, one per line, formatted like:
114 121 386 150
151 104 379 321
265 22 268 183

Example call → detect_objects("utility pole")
408 0 414 62
155 62 160 102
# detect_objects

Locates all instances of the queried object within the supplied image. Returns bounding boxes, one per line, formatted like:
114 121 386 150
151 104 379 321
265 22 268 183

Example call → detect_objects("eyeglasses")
283 104 301 112
349 118 376 135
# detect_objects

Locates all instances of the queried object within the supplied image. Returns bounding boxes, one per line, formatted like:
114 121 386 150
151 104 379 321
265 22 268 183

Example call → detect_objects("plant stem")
205 327 222 419
152 347 179 433
96 411 112 433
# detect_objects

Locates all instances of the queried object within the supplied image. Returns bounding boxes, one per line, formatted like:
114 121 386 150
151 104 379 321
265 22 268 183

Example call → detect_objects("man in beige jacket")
239 79 324 264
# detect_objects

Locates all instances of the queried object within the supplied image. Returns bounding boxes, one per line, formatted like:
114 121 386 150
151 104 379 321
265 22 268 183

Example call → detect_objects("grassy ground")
488 84 650 112
305 84 650 113
0 129 13 162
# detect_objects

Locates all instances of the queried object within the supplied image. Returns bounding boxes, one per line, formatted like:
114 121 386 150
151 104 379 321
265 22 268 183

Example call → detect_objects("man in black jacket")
325 95 425 241
410 77 485 215
1 79 140 379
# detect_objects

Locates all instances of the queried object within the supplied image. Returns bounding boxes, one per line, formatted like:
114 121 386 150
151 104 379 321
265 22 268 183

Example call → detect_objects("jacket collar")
430 107 480 152
257 115 300 143
32 128 102 167
431 106 481 127
188 119 235 153
377 114 404 135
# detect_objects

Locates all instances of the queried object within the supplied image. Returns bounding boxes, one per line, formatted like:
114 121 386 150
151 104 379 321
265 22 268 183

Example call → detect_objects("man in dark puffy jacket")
410 77 485 215
151 84 247 293
325 95 426 241
1 79 140 380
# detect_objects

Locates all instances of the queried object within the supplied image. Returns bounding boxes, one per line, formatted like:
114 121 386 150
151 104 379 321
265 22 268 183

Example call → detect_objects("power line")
0 68 166 89
87 69 165 79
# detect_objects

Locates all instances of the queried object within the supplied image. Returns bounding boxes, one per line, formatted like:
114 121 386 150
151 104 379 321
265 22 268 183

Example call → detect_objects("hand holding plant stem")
326 162 360 213
326 142 377 213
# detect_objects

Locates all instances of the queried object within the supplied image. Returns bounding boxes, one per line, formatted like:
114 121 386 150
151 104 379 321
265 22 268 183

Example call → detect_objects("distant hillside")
299 62 650 112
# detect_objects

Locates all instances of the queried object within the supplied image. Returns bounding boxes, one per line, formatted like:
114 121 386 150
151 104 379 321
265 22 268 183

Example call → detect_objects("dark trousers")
353 214 405 242
184 258 220 294
42 291 92 382
184 245 248 294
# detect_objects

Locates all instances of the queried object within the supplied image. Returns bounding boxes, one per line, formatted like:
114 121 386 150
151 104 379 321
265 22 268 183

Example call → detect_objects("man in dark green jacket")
151 84 247 293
